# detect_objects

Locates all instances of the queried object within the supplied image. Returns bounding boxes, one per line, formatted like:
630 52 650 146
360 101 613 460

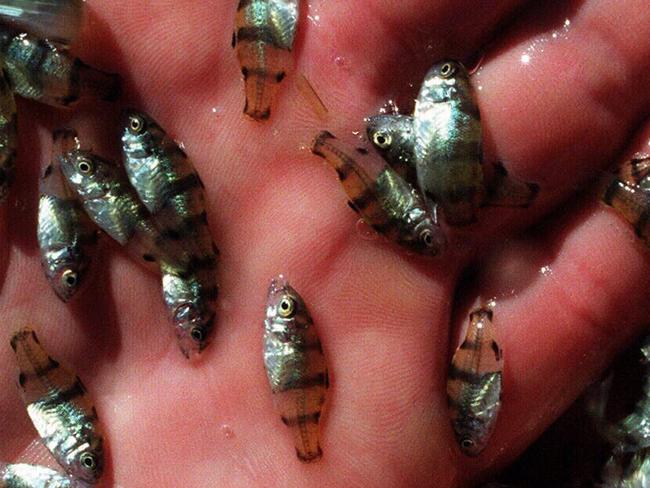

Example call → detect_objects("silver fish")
57 128 185 274
370 112 538 224
447 308 503 456
233 0 299 120
37 130 97 302
121 110 219 357
10 328 103 484
264 275 328 462
311 130 446 256
0 68 16 202
0 0 84 47
414 60 484 225
365 114 417 184
0 27 120 107
0 463 89 488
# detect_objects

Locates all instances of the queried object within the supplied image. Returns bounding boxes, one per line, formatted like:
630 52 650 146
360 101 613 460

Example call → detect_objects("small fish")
368 113 538 220
447 308 503 456
601 162 650 248
413 60 484 225
311 130 446 256
0 0 84 47
264 276 328 463
0 68 16 202
38 131 97 302
58 128 185 273
365 114 417 184
10 328 103 484
232 0 299 120
121 110 219 357
0 27 120 107
0 463 89 488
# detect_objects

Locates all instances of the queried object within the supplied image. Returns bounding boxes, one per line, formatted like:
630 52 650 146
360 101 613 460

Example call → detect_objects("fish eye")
278 296 296 318
372 131 392 149
79 452 97 471
77 157 94 175
190 327 204 343
61 270 78 288
440 62 456 78
129 115 146 134
460 438 475 450
421 230 434 248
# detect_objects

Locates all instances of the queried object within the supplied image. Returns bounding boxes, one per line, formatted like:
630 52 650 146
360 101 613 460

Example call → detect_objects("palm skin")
0 0 649 486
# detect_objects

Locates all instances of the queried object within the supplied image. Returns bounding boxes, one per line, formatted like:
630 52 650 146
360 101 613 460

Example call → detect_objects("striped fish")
447 308 503 457
413 60 484 225
0 463 89 488
121 110 219 357
264 276 328 463
0 68 16 202
232 0 299 120
0 26 120 107
38 130 97 302
10 328 103 484
365 114 417 184
367 114 538 213
311 130 446 256
57 128 185 274
602 160 650 248
0 0 84 47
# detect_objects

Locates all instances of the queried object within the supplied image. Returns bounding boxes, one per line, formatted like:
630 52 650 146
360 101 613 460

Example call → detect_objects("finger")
465 0 650 240
459 123 650 483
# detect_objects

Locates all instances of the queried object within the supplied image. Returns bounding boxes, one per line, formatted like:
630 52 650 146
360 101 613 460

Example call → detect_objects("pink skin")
0 0 649 486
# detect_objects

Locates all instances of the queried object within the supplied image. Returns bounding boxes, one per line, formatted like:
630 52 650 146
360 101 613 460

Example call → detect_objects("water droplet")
521 53 531 65
356 219 377 241
307 4 321 27
485 298 497 310
540 265 553 276
178 141 186 151
334 55 348 70
221 424 235 440
210 106 222 115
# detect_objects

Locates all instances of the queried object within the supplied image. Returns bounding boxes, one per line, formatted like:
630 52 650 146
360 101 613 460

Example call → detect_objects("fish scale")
0 68 16 202
38 131 97 302
10 328 103 484
121 110 219 357
447 308 503 457
264 276 328 462
0 26 120 107
233 0 298 120
0 463 89 488
311 130 446 256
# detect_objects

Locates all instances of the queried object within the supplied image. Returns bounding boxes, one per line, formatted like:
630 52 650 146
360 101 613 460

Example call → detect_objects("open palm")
1 1 650 486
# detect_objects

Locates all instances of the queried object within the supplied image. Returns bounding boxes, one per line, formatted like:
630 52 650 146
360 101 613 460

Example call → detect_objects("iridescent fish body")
311 130 446 256
0 69 16 201
602 157 650 247
10 328 103 484
447 308 503 456
0 463 89 488
121 110 219 357
368 113 538 222
264 276 328 463
57 128 183 273
0 27 120 107
413 60 484 225
366 114 417 184
233 0 299 120
38 131 97 302
0 0 84 47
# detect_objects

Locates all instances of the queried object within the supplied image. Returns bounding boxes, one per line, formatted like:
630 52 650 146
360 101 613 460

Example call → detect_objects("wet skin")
0 1 650 487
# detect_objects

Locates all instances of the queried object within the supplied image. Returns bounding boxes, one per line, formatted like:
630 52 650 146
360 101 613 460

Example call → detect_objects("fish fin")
483 162 539 208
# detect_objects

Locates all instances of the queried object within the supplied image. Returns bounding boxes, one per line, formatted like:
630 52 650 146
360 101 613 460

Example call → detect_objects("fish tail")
484 163 539 208
73 59 122 102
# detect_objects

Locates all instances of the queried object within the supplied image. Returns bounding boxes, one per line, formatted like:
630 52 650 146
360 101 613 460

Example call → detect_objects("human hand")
0 0 649 486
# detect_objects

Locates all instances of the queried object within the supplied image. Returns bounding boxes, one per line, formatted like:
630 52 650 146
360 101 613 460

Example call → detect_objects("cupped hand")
1 1 650 487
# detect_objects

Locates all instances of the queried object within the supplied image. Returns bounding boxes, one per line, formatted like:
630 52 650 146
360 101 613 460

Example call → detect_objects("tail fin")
484 162 539 208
